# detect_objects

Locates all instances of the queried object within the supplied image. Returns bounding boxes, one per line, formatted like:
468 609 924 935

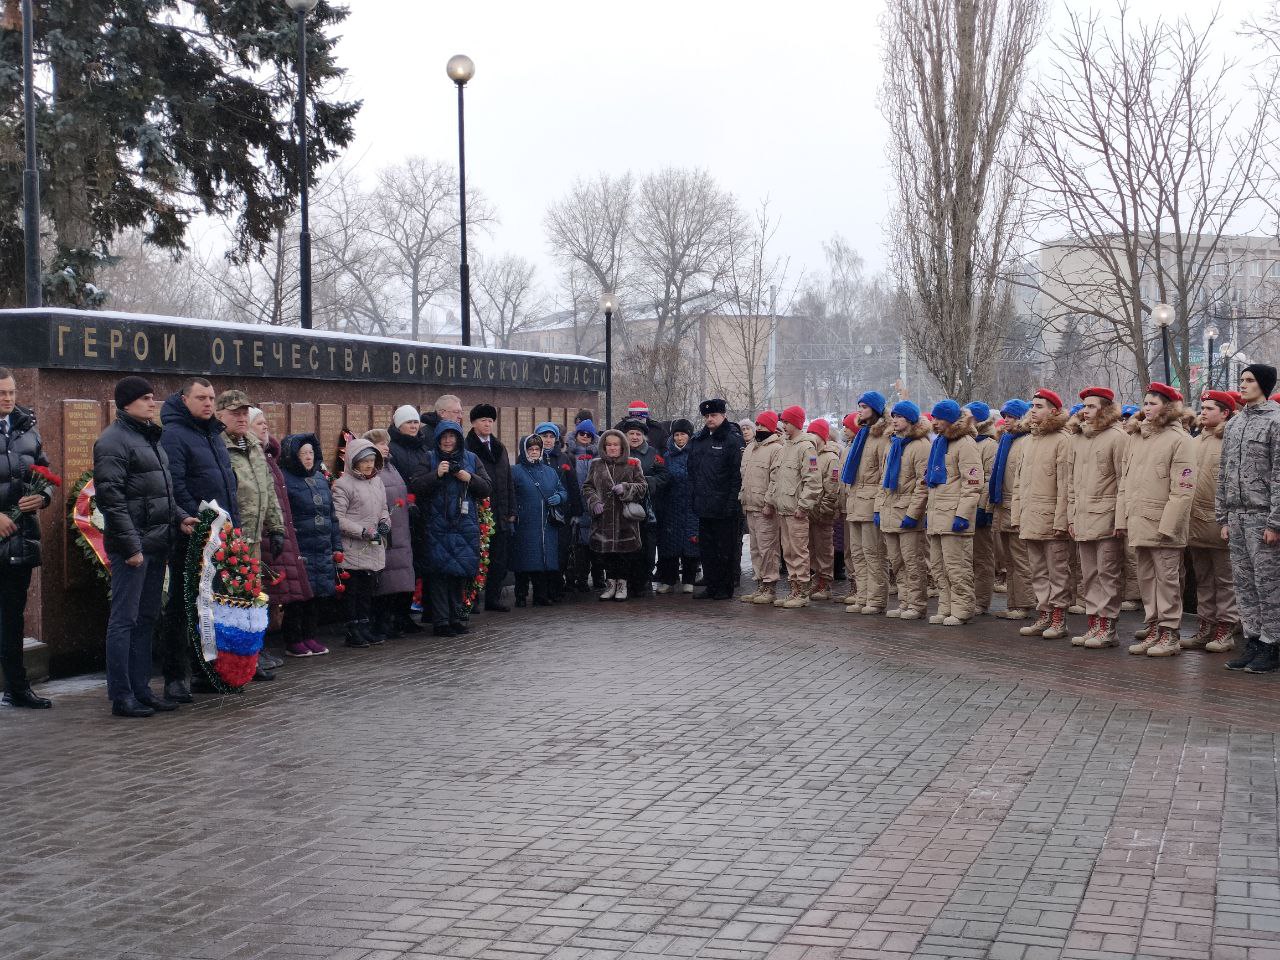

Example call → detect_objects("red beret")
808 419 830 442
1229 391 1245 407
1079 386 1115 403
1272 393 1280 403
779 405 807 430
1200 390 1236 412
1147 382 1183 403
843 412 859 432
755 410 779 433
1033 388 1063 409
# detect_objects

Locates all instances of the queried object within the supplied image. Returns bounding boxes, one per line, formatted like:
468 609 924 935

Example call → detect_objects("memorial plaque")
517 407 533 441
317 404 343 469
551 408 567 433
499 407 515 444
290 402 316 435
62 400 102 481
372 404 394 431
345 404 370 438
259 402 287 442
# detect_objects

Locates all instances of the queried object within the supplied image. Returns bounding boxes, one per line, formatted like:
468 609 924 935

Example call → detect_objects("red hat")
627 400 649 415
808 419 830 442
1229 391 1245 407
755 410 779 433
1272 392 1280 403
842 412 859 432
1200 390 1236 412
1079 386 1115 403
1147 382 1183 403
1033 388 1063 409
780 405 806 430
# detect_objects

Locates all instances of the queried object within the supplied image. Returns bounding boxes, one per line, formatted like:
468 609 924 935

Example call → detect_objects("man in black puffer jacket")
95 377 197 718
0 369 55 709
688 399 744 600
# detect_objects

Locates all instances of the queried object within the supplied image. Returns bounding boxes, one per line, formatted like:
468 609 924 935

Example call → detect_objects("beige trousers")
999 532 1035 611
1189 546 1239 626
780 513 811 584
884 530 928 612
1124 545 1141 602
1077 537 1124 619
848 520 888 608
1025 538 1073 612
809 518 835 583
929 534 975 621
1136 545 1184 629
746 512 782 585
973 526 995 611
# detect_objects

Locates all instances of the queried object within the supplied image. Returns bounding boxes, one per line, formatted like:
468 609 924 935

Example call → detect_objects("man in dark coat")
0 368 55 709
158 377 237 702
95 377 197 717
688 398 745 600
466 403 515 612
621 417 670 597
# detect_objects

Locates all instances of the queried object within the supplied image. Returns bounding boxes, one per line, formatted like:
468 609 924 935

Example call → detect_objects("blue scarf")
840 425 870 485
925 434 950 487
882 435 909 491
988 432 1022 505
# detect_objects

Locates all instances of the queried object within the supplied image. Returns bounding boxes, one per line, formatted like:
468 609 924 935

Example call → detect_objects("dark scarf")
882 434 909 491
925 434 950 487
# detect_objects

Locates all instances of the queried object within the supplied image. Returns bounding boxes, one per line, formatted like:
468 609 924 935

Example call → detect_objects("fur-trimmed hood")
893 418 932 442
1029 407 1070 436
1080 402 1122 438
597 428 632 464
1141 401 1186 436
998 416 1032 437
1197 419 1227 439
865 417 890 439
933 414 978 442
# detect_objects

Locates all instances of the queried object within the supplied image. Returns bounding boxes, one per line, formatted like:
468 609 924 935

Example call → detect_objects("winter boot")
899 608 923 620
344 622 370 648
1067 603 1086 616
1083 616 1119 648
1019 611 1053 637
1244 641 1280 673
782 581 810 609
1146 628 1182 658
1205 622 1239 653
1000 608 1031 621
360 619 384 646
740 580 762 603
377 609 404 640
1119 599 1140 612
1041 608 1069 640
860 604 884 615
886 607 902 618
1071 615 1098 647
1180 619 1213 651
810 577 831 601
1226 636 1264 671
1128 624 1161 655
1134 622 1154 640
942 614 968 626
599 579 618 601
396 612 424 635
753 581 778 605
614 580 629 601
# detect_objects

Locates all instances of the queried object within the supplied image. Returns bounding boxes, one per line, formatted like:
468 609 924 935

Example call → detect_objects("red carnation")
560 463 571 471
335 583 346 595
215 550 225 562
395 498 405 508
340 571 351 581
654 455 665 465
406 493 416 504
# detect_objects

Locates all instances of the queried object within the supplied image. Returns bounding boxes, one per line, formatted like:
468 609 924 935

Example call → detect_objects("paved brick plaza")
4 595 1280 960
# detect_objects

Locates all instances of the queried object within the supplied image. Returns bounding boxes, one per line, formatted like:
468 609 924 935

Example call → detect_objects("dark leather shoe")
164 680 194 703
484 601 510 613
252 664 276 682
396 615 424 635
450 623 469 635
190 675 218 694
693 589 717 600
2 687 52 709
136 691 179 712
112 697 155 718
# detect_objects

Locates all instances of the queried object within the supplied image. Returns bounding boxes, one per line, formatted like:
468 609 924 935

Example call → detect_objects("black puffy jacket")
93 412 185 558
0 406 51 568
688 420 744 519
159 393 239 526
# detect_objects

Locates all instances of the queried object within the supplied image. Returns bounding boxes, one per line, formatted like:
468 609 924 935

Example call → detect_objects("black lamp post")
1152 302 1175 385
285 0 317 329
1206 325 1218 391
20 0 41 307
447 54 475 346
601 292 616 427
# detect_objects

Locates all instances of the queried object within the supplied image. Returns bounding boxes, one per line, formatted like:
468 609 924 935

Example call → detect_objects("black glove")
268 532 285 559
376 519 391 537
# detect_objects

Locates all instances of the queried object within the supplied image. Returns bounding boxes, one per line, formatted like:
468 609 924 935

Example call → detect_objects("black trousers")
283 599 320 644
656 555 700 585
515 571 551 603
160 546 193 686
485 528 511 606
572 545 605 589
628 525 657 594
699 517 740 597
0 566 33 692
428 575 468 627
342 571 376 623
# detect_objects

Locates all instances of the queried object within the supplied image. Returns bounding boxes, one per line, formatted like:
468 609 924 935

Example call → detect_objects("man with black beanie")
1217 363 1280 674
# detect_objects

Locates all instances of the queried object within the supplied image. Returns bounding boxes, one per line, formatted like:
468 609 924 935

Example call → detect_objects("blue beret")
1001 398 1031 419
858 391 887 416
931 399 962 424
890 400 920 423
963 401 991 423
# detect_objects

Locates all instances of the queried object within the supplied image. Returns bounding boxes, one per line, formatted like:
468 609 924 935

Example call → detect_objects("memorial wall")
0 309 607 676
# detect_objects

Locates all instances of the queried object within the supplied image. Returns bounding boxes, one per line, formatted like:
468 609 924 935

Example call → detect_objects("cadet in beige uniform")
964 402 998 614
739 411 784 605
772 405 820 608
879 400 931 619
1185 390 1239 652
1065 386 1127 649
1118 382 1196 657
808 418 843 600
989 399 1034 620
1015 389 1073 640
924 400 983 625
841 391 891 614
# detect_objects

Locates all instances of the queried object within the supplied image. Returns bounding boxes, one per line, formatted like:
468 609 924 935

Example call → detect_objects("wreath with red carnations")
461 497 494 612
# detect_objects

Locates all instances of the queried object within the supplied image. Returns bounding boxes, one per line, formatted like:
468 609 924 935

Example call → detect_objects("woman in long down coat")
534 421 582 600
511 434 568 606
278 433 341 657
566 420 602 591
582 429 648 601
365 429 421 640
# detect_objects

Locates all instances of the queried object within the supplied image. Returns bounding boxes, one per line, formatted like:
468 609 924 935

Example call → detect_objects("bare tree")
96 230 224 319
1025 5 1275 390
552 262 606 357
881 0 1044 401
311 164 398 335
471 253 546 349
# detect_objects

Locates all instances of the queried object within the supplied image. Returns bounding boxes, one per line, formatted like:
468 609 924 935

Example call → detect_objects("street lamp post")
20 0 41 307
285 0 318 329
1220 342 1234 392
1205 325 1218 392
600 292 616 428
1152 302 1175 385
447 54 475 346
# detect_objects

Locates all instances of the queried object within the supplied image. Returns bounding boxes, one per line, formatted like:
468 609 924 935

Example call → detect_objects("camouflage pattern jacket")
1215 398 1280 531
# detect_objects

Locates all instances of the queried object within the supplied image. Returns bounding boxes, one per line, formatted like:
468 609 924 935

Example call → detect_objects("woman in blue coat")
656 418 700 593
511 434 568 606
278 433 342 655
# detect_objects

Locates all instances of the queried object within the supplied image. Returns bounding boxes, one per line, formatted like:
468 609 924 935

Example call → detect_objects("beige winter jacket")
739 433 783 514
812 437 844 524
924 418 983 536
973 427 996 512
1014 407 1070 541
1189 422 1226 550
771 431 820 517
843 418 891 522
992 418 1030 534
1065 403 1127 541
877 419 931 532
1117 404 1195 548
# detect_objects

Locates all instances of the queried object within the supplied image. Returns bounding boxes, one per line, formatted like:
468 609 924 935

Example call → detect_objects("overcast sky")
327 0 1267 299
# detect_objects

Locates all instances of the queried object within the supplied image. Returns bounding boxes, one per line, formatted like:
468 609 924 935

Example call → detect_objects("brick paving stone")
3 592 1280 959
